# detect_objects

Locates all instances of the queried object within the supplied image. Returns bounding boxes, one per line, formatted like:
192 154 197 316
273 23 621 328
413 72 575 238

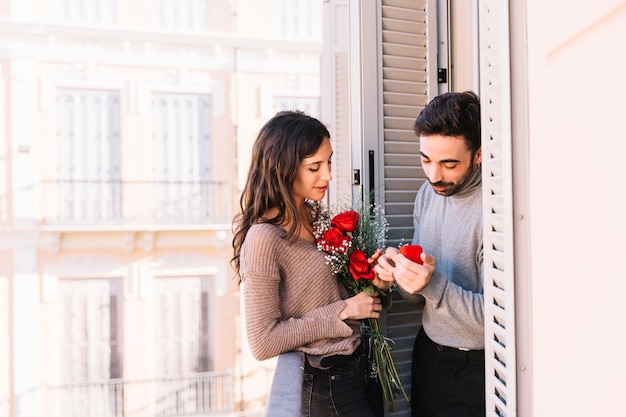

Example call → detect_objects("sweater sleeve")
241 226 353 361
242 274 353 361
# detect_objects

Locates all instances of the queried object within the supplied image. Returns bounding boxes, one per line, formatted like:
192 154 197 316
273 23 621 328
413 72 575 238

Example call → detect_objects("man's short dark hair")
413 91 481 152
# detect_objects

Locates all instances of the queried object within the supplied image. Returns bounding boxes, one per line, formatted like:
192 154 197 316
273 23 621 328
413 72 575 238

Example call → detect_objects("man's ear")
474 147 482 165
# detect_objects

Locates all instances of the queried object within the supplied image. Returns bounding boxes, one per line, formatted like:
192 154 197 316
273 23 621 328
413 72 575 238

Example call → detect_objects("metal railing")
45 371 234 417
40 179 233 226
263 352 304 417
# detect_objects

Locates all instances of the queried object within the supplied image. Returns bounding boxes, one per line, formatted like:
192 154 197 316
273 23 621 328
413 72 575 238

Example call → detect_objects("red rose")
331 211 359 233
317 227 351 254
349 249 375 280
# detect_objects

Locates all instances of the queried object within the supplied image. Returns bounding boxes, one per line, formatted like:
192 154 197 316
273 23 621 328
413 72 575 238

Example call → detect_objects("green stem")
364 318 409 412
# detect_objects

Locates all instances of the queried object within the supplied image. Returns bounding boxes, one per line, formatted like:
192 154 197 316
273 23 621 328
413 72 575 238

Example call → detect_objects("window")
55 0 117 24
273 0 322 39
58 278 123 382
274 96 320 118
151 0 210 31
153 276 213 375
56 88 121 223
151 93 212 221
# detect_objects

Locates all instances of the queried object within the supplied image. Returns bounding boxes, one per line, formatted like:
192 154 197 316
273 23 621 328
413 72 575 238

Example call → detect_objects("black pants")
411 327 485 417
301 348 383 417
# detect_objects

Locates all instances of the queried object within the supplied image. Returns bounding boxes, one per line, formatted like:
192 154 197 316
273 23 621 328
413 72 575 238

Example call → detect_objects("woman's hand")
368 248 393 291
339 292 383 320
373 247 398 285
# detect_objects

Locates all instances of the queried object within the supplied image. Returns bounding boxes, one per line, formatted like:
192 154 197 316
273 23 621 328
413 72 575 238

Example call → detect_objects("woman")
232 111 388 416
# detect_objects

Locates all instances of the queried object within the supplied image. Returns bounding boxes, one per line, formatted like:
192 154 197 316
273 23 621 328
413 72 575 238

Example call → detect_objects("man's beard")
430 161 478 197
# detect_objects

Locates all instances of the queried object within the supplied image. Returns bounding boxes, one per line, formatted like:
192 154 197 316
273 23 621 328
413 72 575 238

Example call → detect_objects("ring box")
399 245 423 264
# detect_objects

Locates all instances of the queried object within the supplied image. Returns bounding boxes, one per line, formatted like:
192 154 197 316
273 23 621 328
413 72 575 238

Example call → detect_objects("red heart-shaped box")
399 245 423 264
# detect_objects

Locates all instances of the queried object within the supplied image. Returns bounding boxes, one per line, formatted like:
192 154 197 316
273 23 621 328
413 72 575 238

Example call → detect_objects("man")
375 91 484 417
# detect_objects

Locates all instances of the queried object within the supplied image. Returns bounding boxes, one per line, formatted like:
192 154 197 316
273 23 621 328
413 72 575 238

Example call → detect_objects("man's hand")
374 247 436 294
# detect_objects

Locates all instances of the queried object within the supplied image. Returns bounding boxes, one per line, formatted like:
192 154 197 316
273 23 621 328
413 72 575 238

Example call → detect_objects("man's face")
419 134 482 196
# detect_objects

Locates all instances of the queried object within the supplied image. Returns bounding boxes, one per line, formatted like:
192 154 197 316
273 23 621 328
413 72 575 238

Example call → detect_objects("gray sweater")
399 166 484 350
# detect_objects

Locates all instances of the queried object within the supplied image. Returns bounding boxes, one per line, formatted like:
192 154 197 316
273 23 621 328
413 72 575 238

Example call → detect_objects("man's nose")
425 165 442 183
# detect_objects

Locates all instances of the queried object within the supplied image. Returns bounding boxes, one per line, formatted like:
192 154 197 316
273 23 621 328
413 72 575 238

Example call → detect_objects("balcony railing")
40 179 233 226
44 371 234 417
264 352 304 417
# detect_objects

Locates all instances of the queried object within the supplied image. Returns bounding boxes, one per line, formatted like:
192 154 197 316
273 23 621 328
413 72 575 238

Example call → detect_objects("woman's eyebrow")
303 151 333 166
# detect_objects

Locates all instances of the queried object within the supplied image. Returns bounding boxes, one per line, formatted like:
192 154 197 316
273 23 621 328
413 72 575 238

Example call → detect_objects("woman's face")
292 137 333 204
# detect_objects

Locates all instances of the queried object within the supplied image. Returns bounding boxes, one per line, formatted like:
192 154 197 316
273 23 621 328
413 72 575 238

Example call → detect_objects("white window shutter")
154 276 213 375
151 0 210 31
58 278 123 383
479 1 517 416
56 88 121 222
273 97 320 119
152 93 212 183
56 0 118 24
380 0 434 246
273 0 322 39
151 93 212 221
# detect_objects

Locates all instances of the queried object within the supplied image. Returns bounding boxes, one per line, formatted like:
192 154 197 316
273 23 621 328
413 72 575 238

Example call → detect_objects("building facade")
0 1 323 416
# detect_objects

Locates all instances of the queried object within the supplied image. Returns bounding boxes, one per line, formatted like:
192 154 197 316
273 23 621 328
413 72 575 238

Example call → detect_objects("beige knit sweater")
240 223 362 363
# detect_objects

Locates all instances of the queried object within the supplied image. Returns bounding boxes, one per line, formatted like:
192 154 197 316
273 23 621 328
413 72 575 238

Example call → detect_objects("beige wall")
0 0 322 415
0 251 11 417
525 1 626 415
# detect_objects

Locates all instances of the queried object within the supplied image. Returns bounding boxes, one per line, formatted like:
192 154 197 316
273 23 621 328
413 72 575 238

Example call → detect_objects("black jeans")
301 349 382 417
411 327 485 417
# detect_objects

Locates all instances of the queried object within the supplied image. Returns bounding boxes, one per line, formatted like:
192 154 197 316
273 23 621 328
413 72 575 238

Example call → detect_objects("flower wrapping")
313 201 408 411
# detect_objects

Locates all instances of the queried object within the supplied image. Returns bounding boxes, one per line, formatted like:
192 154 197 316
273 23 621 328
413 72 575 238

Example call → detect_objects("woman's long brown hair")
231 110 330 281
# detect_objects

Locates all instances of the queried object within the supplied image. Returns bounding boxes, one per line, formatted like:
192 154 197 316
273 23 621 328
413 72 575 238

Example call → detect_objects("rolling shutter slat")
381 0 432 415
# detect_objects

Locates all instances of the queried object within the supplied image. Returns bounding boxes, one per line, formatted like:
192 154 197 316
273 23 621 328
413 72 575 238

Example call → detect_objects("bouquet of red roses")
313 202 408 411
